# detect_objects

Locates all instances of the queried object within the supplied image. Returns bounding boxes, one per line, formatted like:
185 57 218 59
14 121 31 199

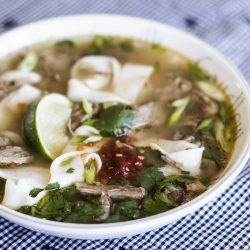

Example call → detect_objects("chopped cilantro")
63 198 104 223
143 125 152 129
154 191 178 207
45 182 60 190
152 43 167 53
66 168 75 174
154 61 160 70
138 167 164 191
18 187 76 220
203 146 221 166
18 187 104 223
142 198 170 215
61 157 73 166
56 39 75 48
157 176 193 189
137 147 166 168
189 62 210 81
104 198 140 223
93 104 134 137
120 41 133 51
29 188 43 198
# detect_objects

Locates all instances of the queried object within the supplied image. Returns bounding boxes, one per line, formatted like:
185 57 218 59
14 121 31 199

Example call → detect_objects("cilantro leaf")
17 187 104 223
157 176 193 189
138 167 164 191
203 146 221 166
142 198 170 215
154 191 178 207
45 182 60 190
137 146 166 168
63 198 104 223
104 198 140 223
29 188 43 198
94 104 134 137
18 187 76 220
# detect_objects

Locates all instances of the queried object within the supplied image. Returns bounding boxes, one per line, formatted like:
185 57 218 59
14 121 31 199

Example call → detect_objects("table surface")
0 0 249 249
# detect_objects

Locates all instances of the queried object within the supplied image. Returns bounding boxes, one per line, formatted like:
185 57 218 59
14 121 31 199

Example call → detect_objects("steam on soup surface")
0 36 236 223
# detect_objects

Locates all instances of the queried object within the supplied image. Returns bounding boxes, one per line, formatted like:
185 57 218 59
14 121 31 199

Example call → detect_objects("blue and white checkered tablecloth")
0 1 249 249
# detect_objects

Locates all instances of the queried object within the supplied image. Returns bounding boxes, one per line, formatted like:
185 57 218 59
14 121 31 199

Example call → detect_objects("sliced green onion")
168 96 190 126
18 51 38 72
189 63 210 81
70 135 102 145
82 119 98 126
103 101 117 109
61 157 73 166
152 43 167 53
196 81 224 101
197 117 215 131
214 119 230 153
82 99 93 117
84 160 96 184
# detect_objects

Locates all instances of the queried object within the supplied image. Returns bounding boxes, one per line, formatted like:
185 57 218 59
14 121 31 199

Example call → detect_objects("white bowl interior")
0 14 250 239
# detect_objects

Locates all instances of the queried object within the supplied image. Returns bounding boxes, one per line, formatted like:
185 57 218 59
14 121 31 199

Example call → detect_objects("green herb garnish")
56 40 75 48
120 41 133 51
203 146 221 166
93 104 134 137
189 62 210 81
137 147 166 168
66 168 75 174
104 198 140 223
152 43 167 53
86 35 116 55
138 167 164 191
29 188 43 198
45 182 60 190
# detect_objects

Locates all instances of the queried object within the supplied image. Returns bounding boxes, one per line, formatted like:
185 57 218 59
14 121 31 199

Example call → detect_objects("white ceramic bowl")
0 14 250 240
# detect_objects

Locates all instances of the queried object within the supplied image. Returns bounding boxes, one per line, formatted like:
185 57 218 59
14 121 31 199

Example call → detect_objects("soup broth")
0 35 236 223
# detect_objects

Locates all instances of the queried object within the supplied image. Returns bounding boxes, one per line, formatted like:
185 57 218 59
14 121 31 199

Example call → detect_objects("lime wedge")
23 93 72 160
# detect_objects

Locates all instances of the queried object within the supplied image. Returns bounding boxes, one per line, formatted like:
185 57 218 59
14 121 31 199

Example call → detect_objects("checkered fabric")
0 0 249 249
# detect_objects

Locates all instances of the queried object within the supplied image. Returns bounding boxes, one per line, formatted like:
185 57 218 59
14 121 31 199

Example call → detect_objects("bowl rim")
0 14 250 239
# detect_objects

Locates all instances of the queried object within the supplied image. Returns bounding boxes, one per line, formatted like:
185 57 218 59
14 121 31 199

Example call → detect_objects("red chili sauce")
96 137 152 184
